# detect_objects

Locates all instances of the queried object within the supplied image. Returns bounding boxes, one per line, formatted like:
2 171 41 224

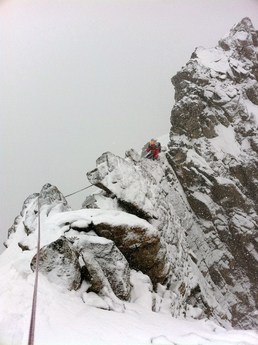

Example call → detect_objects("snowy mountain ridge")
168 17 258 328
1 17 258 345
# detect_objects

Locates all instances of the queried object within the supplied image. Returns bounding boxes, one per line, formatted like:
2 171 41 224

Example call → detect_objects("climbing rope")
27 183 95 344
64 184 94 198
27 196 41 345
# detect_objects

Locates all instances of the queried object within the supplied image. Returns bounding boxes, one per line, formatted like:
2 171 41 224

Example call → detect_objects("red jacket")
146 143 161 159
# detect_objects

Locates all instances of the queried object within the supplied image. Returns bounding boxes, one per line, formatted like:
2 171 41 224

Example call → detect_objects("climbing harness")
27 197 41 345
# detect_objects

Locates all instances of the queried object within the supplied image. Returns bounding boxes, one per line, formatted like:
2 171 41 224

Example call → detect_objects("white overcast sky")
1 0 258 251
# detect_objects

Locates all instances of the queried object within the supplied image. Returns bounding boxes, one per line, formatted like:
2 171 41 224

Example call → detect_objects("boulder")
81 251 125 312
93 222 169 286
31 236 81 290
71 235 131 300
87 151 157 221
50 209 170 287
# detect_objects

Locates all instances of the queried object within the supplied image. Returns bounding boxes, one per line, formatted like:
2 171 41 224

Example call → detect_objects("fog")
1 0 258 252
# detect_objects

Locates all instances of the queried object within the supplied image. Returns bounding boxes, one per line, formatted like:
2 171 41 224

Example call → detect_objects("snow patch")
209 124 241 159
234 30 249 41
196 47 229 74
157 133 169 148
48 209 156 234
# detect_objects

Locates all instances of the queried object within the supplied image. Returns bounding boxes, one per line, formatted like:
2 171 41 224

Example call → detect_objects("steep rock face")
168 17 258 328
83 18 258 329
85 150 229 325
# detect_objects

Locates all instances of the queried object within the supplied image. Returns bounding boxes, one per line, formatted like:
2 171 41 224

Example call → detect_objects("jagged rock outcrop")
85 150 219 323
83 18 258 329
23 183 71 236
168 17 258 328
5 183 71 250
6 193 39 248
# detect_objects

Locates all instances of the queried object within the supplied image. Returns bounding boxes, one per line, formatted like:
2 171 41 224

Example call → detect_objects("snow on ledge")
208 124 241 159
48 209 157 234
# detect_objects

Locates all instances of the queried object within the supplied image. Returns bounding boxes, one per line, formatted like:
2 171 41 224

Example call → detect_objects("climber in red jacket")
146 139 161 160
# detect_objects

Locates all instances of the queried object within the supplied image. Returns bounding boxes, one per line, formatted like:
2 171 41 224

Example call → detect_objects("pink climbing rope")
27 196 41 345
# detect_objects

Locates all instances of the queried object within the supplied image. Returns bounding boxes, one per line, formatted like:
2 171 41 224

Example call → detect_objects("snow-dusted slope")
1 232 258 345
2 182 258 344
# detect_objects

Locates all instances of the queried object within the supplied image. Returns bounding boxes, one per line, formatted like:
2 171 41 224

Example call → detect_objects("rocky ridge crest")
5 18 258 329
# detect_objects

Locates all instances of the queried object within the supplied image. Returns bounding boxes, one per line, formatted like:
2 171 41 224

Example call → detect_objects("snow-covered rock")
83 17 258 329
85 150 235 327
71 234 131 301
168 17 258 328
1 18 258 345
5 193 169 307
30 236 81 290
48 208 170 286
5 183 71 250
